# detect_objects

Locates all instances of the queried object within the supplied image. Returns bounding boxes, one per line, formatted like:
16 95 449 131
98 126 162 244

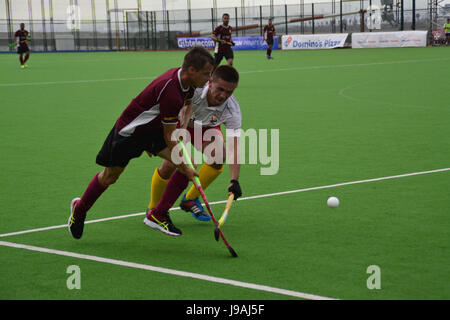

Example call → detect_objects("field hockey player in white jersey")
145 65 242 234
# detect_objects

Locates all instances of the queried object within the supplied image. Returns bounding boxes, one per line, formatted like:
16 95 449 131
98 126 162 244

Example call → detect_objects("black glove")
230 41 236 46
228 179 242 200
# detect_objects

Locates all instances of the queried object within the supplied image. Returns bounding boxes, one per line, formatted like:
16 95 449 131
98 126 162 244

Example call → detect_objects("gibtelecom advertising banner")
281 34 348 50
177 36 279 50
352 31 427 48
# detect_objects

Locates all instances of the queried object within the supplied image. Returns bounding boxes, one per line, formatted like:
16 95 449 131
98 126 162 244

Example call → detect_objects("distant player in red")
15 23 30 68
212 13 235 69
68 47 214 240
263 19 276 59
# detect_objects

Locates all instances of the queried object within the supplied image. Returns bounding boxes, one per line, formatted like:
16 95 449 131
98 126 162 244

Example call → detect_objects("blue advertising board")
177 36 279 50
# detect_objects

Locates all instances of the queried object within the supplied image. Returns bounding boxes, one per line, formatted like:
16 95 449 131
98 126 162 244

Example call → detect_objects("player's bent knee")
211 163 224 171
99 175 119 186
105 175 120 185
158 160 176 179
99 167 124 186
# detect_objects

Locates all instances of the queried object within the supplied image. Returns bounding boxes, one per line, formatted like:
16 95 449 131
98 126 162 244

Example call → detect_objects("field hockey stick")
216 39 235 46
214 193 234 241
9 38 31 47
178 140 238 258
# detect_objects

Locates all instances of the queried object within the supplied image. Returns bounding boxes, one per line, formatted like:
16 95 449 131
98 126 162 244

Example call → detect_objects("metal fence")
1 0 448 52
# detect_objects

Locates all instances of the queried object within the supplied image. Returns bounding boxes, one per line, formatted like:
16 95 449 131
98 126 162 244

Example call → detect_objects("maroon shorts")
17 44 29 54
214 50 234 65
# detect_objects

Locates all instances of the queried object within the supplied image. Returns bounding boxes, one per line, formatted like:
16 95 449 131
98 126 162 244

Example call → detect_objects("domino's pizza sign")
284 36 293 48
282 34 348 50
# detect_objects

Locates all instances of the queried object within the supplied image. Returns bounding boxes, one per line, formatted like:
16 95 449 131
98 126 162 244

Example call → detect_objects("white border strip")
1 167 448 239
0 240 336 300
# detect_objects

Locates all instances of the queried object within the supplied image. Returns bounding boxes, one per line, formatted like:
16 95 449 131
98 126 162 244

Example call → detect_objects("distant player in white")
147 65 242 227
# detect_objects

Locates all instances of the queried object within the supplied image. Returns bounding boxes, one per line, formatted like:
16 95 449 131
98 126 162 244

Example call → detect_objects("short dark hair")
182 46 214 71
223 13 230 18
212 65 239 84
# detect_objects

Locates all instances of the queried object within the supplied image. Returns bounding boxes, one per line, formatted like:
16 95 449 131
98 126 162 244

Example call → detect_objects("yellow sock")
148 168 169 209
186 163 224 200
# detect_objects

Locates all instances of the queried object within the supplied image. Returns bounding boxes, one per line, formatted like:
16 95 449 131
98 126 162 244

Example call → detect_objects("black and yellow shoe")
68 197 85 239
143 209 182 236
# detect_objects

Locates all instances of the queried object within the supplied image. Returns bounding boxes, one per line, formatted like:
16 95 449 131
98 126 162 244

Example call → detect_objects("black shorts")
96 125 167 168
214 50 234 65
17 44 29 54
266 38 274 46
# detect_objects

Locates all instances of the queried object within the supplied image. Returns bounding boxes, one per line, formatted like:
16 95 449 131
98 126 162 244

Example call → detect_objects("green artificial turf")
0 47 449 300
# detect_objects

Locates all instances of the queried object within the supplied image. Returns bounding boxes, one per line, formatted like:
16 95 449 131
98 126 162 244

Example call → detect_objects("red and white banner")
352 31 427 48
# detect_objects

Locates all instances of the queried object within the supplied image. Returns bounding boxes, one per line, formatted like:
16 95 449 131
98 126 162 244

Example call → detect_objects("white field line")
0 240 337 300
0 76 154 87
338 84 435 111
239 57 450 75
1 57 448 87
0 167 449 239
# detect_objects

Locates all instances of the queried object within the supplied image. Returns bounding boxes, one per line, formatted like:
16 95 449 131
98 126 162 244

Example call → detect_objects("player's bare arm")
147 101 193 159
227 136 241 198
212 33 221 44
179 100 193 130
228 136 240 181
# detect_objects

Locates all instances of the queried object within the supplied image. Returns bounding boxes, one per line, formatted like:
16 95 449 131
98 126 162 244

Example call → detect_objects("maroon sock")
75 173 108 218
267 48 272 56
24 54 29 63
19 56 23 65
153 170 189 219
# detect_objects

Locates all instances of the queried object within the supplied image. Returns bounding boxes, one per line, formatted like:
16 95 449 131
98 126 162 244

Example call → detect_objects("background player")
212 13 235 69
445 18 450 45
15 23 30 68
145 65 242 235
68 47 214 240
263 18 276 59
